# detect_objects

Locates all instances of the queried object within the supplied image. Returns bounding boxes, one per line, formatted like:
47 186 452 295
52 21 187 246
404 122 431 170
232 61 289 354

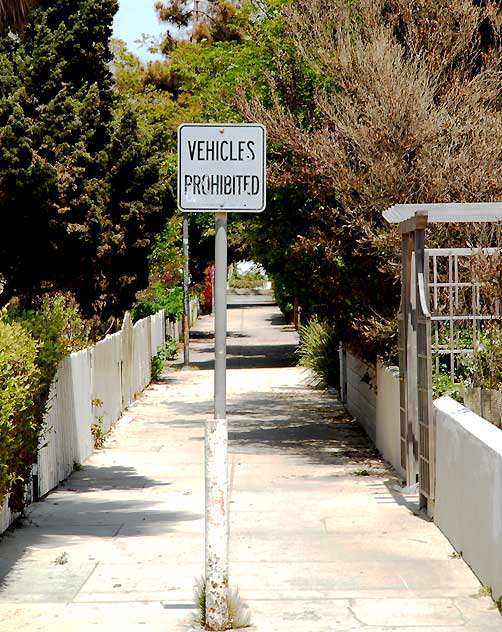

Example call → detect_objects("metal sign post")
183 213 190 367
205 211 229 630
178 123 265 631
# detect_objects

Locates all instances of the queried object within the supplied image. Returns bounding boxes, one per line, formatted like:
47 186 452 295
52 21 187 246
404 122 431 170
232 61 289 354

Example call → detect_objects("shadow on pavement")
189 343 297 370
0 464 202 594
370 478 424 518
160 389 382 468
266 312 288 326
227 301 275 310
226 400 380 466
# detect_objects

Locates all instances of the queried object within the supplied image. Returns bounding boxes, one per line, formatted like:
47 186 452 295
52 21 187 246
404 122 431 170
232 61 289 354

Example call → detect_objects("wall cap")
434 395 502 456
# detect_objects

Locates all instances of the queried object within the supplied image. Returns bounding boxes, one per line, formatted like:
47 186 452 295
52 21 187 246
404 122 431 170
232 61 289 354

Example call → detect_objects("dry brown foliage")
0 0 36 30
243 0 501 206
237 0 502 358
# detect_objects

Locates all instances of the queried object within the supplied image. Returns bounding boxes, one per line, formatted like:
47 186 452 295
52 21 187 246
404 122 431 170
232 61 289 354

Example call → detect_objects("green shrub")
432 371 462 402
132 284 184 322
0 319 40 503
460 324 502 391
296 316 339 387
1 294 90 510
229 266 267 289
151 337 178 381
193 576 252 630
7 297 89 431
271 276 293 323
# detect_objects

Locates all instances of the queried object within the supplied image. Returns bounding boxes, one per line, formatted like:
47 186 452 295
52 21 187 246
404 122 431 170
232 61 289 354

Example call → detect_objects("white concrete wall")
341 353 502 599
375 363 405 478
434 396 502 600
345 352 377 442
342 352 403 477
1 306 184 534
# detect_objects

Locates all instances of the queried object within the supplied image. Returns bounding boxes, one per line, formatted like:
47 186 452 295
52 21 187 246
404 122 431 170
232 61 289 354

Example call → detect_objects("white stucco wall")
343 352 403 476
345 352 377 442
434 396 502 600
375 363 405 478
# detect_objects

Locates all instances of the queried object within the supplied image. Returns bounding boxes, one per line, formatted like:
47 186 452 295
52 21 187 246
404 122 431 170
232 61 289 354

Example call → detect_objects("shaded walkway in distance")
174 292 298 371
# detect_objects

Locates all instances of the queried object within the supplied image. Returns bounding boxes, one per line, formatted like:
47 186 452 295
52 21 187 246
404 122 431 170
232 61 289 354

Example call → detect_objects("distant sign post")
178 123 266 631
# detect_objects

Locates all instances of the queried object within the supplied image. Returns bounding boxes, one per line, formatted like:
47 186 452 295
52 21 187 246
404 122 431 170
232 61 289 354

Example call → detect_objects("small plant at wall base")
91 399 105 449
151 337 178 381
193 576 252 630
91 421 105 450
296 316 339 387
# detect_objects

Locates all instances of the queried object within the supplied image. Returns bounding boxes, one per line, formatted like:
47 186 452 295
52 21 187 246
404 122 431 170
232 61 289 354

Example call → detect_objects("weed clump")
193 576 252 630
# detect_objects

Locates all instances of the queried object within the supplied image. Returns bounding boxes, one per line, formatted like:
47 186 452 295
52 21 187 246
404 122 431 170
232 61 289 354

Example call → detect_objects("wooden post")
293 297 299 329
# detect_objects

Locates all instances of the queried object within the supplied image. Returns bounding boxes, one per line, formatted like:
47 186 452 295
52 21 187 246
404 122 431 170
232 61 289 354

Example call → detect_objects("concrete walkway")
0 294 500 631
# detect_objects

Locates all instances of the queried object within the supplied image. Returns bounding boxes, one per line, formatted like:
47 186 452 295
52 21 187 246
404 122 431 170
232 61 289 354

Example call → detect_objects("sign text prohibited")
177 123 266 213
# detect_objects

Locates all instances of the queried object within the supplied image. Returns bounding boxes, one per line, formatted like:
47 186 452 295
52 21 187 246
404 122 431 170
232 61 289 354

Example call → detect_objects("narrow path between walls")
0 293 499 631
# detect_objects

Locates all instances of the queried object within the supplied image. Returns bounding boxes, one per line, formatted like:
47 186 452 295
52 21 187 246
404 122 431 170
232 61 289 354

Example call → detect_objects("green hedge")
0 319 40 503
296 317 339 387
132 284 184 322
0 295 90 511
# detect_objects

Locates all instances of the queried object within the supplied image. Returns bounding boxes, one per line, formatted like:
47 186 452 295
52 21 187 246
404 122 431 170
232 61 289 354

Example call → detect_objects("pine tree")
0 0 169 322
155 0 242 52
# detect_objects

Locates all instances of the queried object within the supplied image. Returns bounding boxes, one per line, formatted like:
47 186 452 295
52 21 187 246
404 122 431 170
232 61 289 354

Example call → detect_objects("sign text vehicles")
177 123 266 213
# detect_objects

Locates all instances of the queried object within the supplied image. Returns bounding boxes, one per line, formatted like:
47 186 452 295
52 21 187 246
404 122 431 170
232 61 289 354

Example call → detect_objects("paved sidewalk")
0 294 500 631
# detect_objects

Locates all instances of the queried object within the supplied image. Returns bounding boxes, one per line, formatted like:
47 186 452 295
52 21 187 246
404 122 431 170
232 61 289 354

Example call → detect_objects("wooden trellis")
384 203 502 516
426 248 499 382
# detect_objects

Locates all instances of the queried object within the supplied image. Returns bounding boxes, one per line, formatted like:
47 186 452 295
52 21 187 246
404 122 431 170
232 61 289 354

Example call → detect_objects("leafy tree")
155 0 243 52
112 1 333 327
111 1 273 292
236 0 502 361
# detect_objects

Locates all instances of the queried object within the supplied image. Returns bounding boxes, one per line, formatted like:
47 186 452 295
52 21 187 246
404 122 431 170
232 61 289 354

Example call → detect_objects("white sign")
178 123 266 213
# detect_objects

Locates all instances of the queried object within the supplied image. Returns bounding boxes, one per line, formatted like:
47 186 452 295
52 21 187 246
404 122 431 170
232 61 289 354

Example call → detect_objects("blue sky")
113 0 167 61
